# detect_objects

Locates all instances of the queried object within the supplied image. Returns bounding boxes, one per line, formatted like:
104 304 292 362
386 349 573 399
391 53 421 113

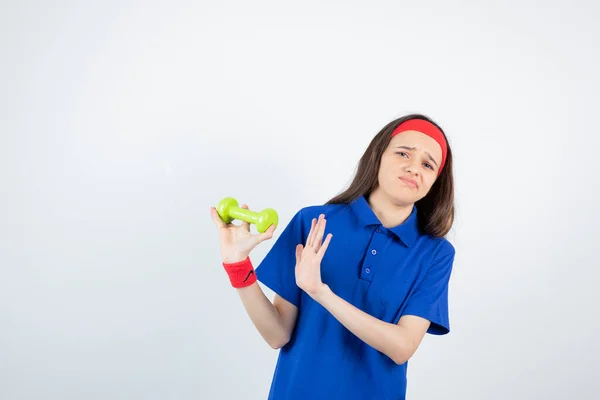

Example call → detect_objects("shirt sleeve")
402 241 455 335
254 208 306 308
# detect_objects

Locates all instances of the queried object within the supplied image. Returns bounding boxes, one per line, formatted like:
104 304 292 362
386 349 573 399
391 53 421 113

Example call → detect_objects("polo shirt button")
371 249 377 255
376 228 381 233
365 267 371 273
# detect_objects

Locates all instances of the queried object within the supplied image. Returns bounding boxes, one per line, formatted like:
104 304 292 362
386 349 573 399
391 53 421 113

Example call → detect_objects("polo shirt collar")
350 195 420 247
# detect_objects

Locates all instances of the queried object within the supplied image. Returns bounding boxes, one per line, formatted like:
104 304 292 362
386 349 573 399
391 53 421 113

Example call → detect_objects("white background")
2 1 599 399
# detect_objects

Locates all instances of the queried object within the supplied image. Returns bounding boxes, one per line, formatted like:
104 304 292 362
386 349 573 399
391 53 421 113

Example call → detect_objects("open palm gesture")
295 213 333 298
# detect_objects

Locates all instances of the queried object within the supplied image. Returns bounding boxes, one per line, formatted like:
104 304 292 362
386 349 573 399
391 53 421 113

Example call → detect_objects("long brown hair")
325 113 455 237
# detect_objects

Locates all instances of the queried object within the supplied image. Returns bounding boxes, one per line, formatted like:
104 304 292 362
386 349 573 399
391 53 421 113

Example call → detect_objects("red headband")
391 119 447 175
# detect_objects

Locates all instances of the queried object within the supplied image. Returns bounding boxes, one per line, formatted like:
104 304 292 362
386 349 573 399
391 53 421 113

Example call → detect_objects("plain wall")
1 1 599 399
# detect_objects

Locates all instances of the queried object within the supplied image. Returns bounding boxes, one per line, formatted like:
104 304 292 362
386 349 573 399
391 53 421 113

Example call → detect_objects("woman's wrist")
222 256 256 288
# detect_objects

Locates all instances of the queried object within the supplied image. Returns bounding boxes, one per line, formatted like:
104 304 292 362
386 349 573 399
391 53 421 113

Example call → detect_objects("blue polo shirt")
255 195 455 400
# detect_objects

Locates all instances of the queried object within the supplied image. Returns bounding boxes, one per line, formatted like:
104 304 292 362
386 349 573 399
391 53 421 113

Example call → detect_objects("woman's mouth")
399 177 417 188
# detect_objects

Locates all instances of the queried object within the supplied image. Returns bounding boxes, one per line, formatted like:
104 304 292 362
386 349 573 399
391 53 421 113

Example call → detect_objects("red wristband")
222 256 257 288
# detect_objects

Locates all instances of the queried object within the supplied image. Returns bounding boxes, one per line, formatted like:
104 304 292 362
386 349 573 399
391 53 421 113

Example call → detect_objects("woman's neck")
367 189 414 229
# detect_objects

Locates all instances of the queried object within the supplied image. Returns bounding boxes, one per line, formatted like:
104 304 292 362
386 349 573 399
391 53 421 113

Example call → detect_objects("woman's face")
377 130 443 205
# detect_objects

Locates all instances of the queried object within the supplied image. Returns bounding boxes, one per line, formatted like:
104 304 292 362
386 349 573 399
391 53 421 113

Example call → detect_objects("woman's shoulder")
296 202 349 220
418 232 456 259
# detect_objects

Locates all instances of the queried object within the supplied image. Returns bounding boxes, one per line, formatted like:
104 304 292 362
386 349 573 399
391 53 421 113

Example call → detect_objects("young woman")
210 113 456 400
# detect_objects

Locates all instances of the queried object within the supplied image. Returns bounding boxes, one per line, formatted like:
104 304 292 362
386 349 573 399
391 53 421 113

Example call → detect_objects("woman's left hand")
295 213 333 299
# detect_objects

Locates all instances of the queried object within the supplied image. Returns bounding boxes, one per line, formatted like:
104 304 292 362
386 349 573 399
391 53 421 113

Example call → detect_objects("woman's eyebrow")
395 145 439 167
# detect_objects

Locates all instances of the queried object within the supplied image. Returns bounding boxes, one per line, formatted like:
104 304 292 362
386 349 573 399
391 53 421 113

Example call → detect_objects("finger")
311 214 324 249
317 233 333 258
210 207 226 229
252 223 276 246
306 217 317 247
263 223 277 238
312 215 325 247
295 244 303 264
240 204 250 231
314 216 326 248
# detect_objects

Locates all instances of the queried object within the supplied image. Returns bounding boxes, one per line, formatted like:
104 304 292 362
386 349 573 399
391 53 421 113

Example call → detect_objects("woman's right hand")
210 204 277 263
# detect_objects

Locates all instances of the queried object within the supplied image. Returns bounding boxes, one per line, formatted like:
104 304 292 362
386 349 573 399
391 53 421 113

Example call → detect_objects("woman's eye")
396 152 408 157
423 163 433 170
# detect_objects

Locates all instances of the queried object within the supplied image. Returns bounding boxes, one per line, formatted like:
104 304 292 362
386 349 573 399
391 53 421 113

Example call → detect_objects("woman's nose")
405 159 419 175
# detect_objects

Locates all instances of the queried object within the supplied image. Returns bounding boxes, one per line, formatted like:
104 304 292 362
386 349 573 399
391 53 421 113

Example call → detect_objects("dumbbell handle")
228 206 261 224
217 196 278 234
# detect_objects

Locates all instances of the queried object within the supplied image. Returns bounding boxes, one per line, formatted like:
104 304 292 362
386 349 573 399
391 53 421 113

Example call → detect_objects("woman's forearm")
236 282 292 349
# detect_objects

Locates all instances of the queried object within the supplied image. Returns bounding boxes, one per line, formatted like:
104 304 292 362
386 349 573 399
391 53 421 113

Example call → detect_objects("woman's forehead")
390 130 442 155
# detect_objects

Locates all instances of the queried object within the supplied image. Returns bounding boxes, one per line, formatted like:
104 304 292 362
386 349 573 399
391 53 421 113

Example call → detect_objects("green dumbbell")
216 197 278 233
